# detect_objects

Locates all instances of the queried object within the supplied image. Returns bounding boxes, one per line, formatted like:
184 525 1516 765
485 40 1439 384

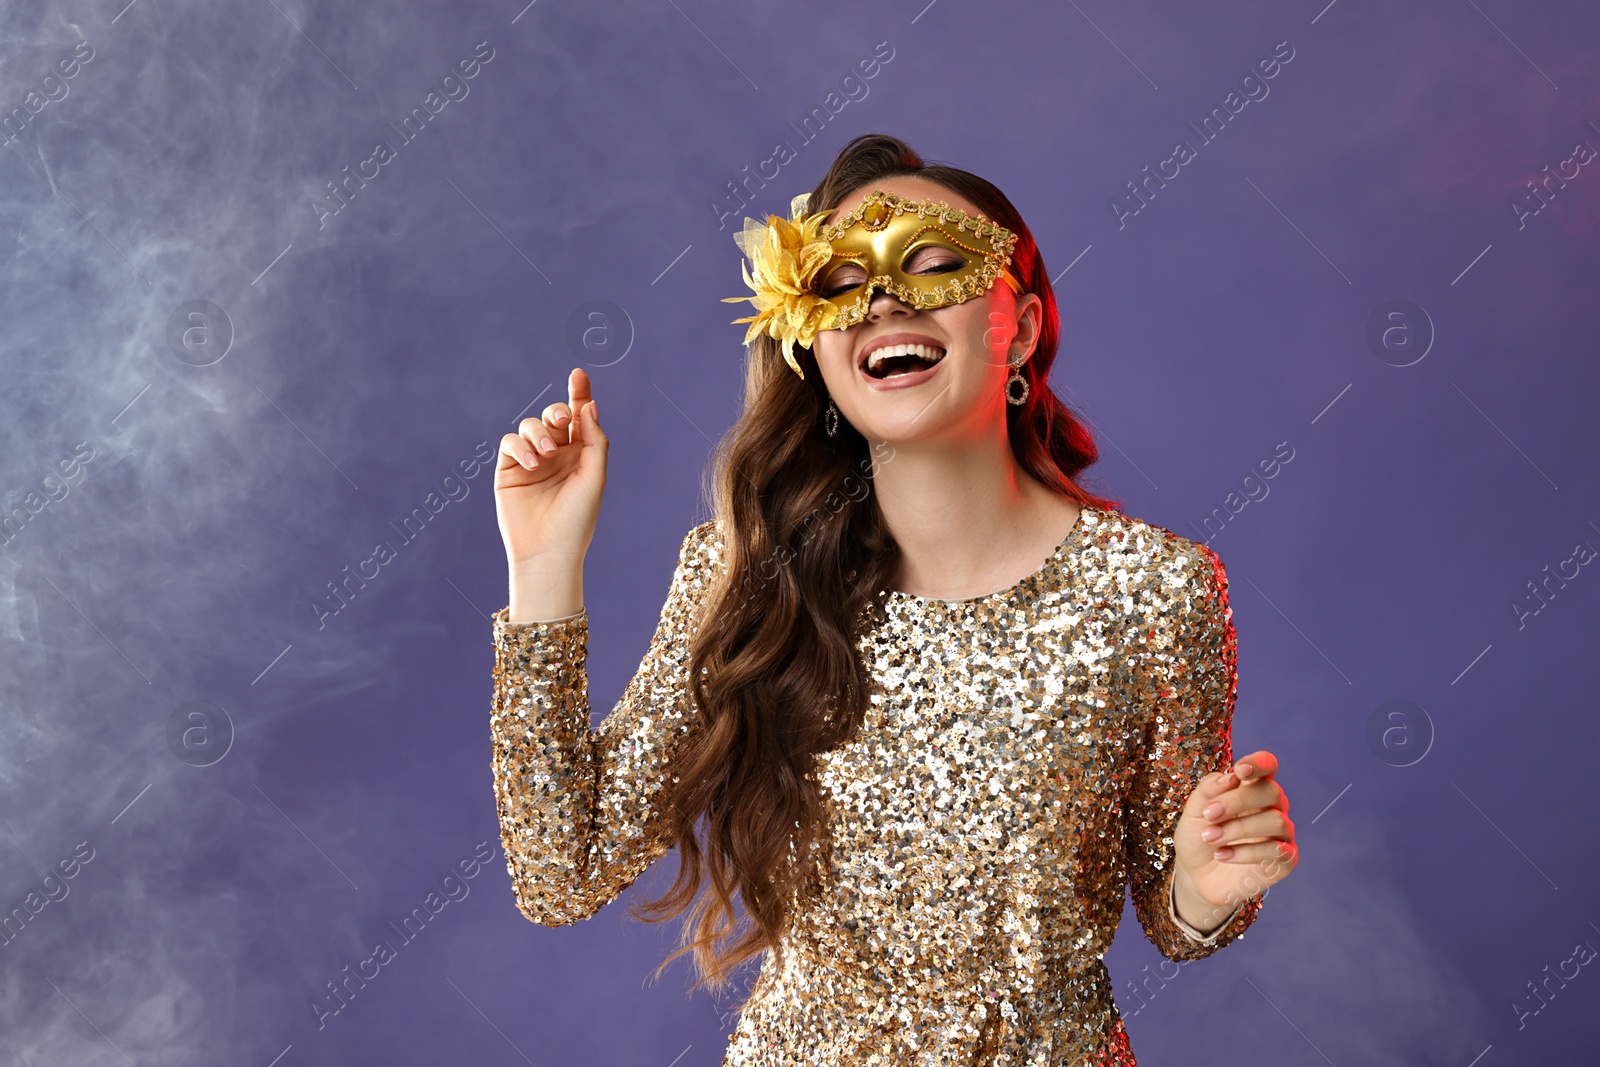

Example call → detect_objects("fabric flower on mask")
722 192 840 380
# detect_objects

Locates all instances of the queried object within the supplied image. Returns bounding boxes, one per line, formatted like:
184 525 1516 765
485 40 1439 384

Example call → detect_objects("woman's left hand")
1172 750 1298 914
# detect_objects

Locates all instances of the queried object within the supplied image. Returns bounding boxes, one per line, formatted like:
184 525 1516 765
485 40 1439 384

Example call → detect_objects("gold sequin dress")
490 504 1264 1065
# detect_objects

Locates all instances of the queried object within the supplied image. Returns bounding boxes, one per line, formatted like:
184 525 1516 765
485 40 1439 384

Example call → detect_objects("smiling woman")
488 132 1298 1066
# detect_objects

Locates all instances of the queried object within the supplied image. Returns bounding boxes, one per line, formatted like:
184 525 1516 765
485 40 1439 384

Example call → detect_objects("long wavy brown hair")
629 132 1121 996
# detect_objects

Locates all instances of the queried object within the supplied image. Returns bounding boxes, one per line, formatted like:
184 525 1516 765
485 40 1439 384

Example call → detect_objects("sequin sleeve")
1122 539 1264 961
490 520 719 926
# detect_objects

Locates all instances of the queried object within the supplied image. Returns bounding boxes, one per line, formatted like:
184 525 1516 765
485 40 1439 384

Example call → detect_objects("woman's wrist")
1171 866 1236 937
507 553 585 623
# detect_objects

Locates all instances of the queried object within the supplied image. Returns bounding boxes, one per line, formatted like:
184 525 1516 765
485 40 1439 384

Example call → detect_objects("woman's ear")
1015 293 1044 360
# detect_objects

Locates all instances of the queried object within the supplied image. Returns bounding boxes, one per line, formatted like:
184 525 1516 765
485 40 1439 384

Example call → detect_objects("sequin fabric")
490 504 1264 1065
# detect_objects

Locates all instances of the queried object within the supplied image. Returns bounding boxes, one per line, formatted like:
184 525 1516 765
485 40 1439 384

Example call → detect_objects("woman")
489 133 1298 1064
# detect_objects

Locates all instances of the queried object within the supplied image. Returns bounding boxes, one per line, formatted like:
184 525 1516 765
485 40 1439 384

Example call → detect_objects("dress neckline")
881 502 1092 609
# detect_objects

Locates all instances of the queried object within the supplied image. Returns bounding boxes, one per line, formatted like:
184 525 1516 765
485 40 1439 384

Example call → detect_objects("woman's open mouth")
859 343 947 388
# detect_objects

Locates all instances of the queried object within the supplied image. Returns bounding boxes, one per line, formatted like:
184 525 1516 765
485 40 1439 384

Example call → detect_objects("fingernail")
540 437 554 452
523 450 537 468
1236 762 1253 777
555 413 569 425
1203 803 1224 821
1214 846 1234 861
1201 826 1223 842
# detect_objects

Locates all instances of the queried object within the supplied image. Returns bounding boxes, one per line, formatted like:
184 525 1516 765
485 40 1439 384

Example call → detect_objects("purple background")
2 0 1597 1063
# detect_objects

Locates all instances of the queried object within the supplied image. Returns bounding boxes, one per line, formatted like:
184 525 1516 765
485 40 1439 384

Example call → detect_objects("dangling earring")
824 395 840 436
1005 349 1030 406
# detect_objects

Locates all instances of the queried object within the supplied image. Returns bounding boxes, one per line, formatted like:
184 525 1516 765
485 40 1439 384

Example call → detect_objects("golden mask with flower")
724 189 1024 380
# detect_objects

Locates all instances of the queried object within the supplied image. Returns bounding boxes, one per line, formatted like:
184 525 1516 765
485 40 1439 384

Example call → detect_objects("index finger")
568 366 592 415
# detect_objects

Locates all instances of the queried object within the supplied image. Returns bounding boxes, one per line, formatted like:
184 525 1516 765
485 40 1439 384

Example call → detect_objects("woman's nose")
865 287 913 319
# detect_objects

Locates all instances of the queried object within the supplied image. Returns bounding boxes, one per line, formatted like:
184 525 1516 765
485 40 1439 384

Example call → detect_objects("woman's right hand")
495 367 608 568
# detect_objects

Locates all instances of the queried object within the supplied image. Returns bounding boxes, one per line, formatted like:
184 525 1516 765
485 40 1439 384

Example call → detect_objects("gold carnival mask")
723 188 1024 379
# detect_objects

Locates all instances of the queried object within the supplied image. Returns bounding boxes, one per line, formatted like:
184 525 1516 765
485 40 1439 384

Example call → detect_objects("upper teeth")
865 343 946 373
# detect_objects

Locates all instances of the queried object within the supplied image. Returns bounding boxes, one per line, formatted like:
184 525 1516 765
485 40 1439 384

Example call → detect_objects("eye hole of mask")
820 245 967 299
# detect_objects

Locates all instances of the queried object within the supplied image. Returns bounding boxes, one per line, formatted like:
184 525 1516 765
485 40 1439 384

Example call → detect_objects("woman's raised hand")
495 367 607 572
